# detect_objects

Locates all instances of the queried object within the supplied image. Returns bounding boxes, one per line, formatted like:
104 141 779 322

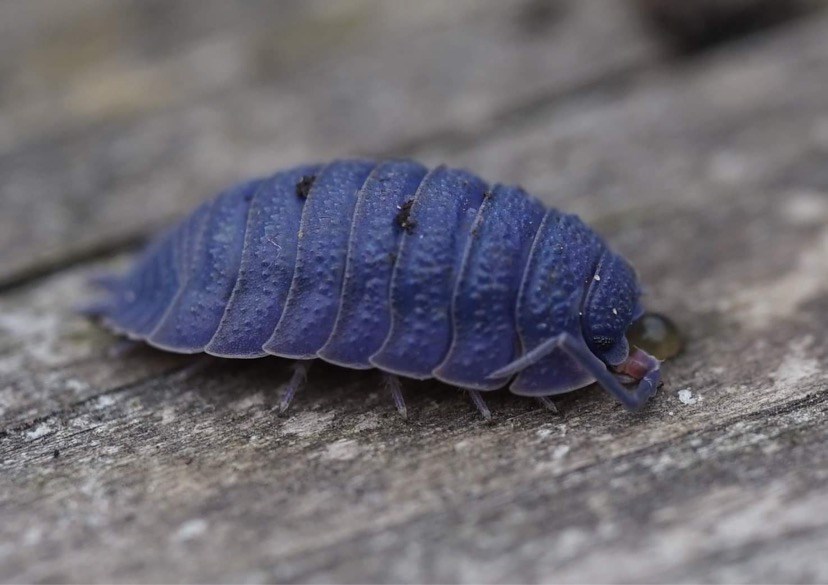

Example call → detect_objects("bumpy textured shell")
89 159 642 396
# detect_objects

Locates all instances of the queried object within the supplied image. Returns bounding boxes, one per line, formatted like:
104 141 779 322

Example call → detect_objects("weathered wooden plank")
0 0 659 286
1 8 827 582
2 4 828 585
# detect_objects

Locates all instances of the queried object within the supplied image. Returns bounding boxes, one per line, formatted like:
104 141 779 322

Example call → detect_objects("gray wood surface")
1 1 826 583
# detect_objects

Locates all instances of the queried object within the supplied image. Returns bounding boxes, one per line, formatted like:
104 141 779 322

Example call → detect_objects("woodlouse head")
581 256 681 394
581 253 640 367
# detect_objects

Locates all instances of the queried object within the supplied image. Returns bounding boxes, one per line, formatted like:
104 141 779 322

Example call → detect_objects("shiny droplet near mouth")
626 312 683 360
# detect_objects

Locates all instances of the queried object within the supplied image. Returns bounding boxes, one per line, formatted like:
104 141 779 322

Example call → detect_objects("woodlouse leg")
278 360 311 414
467 390 493 421
382 373 408 420
536 396 559 414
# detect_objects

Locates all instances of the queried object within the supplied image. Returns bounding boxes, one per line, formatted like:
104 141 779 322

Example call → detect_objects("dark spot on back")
295 175 316 199
388 251 397 265
396 198 417 233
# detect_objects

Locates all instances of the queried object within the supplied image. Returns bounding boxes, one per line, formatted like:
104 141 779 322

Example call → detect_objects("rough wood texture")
1 1 827 583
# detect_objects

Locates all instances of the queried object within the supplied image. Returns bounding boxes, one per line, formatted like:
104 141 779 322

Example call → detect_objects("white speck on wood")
24 422 54 440
94 394 117 409
678 389 699 405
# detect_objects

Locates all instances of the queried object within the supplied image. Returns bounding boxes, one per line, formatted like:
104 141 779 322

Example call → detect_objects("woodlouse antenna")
489 333 660 411
487 336 563 379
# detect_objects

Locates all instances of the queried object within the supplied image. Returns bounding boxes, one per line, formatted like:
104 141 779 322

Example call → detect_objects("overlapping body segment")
369 166 487 378
100 226 179 336
433 185 545 389
511 212 606 395
206 165 322 358
85 157 660 413
149 179 262 352
263 159 376 358
318 159 429 368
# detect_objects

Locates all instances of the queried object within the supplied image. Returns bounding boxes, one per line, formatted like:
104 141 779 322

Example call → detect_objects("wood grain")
0 1 826 583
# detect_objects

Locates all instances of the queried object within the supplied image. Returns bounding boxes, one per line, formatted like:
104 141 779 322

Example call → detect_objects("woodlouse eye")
591 335 615 351
626 313 683 360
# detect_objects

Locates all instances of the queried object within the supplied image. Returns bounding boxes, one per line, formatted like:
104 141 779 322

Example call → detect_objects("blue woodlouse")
84 159 665 418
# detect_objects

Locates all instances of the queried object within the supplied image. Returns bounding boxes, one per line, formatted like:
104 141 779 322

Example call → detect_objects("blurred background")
1 1 827 583
0 0 822 286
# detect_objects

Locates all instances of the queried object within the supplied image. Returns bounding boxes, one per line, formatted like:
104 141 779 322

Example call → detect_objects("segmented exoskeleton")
84 159 662 418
